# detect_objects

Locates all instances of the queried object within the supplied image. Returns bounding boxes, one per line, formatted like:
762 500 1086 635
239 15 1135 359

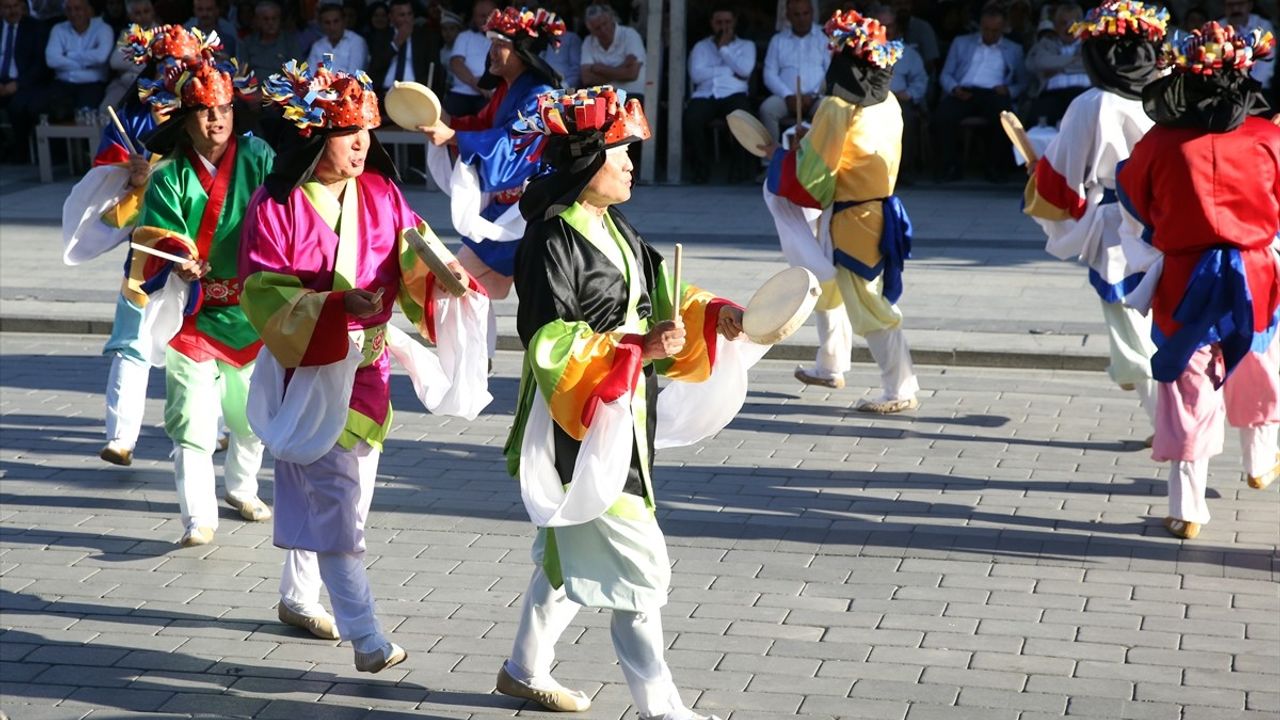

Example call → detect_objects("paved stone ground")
2 332 1277 719
0 166 1115 368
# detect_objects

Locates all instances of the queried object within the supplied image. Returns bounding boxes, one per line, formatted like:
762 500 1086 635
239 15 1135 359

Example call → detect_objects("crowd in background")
688 0 1277 183
0 0 1276 180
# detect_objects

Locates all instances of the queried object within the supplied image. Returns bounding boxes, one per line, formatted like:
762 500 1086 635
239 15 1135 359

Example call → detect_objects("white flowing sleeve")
62 164 134 266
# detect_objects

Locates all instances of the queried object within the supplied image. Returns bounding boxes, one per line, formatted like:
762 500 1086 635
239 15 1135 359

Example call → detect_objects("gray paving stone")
3 334 1278 719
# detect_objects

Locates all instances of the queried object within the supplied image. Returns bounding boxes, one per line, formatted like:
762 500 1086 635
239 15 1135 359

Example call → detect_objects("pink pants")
1155 337 1280 523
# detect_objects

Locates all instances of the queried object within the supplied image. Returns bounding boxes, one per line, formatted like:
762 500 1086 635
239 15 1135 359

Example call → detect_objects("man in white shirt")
934 5 1026 181
685 5 754 184
581 3 645 100
1220 0 1274 90
187 0 238 56
307 3 368 74
43 0 114 120
759 0 829 142
445 0 493 117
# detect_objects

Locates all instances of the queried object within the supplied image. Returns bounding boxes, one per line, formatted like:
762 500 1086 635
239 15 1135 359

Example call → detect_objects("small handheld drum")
404 227 468 298
384 81 443 131
742 266 821 345
727 109 774 158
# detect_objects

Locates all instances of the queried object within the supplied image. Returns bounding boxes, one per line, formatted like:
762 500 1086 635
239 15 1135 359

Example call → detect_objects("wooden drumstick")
106 105 138 156
672 243 683 323
427 61 436 89
130 242 189 264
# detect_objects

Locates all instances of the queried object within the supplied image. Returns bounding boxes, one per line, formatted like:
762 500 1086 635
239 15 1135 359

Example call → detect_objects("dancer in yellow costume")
764 9 918 412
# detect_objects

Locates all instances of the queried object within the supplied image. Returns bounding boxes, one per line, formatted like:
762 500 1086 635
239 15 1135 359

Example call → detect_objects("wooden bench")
376 128 439 191
36 121 103 183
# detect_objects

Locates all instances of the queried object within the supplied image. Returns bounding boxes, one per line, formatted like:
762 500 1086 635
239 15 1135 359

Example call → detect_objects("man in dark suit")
0 0 50 162
369 0 444 101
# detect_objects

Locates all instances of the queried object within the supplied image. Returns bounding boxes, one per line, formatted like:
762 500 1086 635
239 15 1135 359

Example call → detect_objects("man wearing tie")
369 0 443 98
0 0 50 163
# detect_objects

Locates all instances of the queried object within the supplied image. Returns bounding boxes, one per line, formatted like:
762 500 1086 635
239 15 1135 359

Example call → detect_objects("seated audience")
541 14 579 87
44 0 114 120
760 0 828 142
444 0 492 116
187 0 238 53
371 0 443 99
363 1 391 49
892 0 939 71
1024 2 1088 127
438 8 461 88
581 3 644 101
684 3 754 183
876 5 927 183
237 0 300 83
934 4 1026 181
102 0 156 111
0 0 49 162
306 2 368 73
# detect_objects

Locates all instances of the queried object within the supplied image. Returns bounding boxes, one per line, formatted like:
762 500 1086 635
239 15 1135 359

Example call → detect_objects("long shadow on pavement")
0 621 521 718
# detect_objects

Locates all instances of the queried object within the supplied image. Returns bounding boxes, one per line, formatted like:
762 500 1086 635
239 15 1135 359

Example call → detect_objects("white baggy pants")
104 353 150 450
507 566 692 719
274 443 386 653
173 434 263 530
1168 425 1279 524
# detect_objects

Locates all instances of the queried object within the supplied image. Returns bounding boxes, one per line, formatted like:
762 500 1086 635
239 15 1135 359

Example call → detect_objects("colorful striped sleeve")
124 163 201 307
528 319 644 440
792 99 849 208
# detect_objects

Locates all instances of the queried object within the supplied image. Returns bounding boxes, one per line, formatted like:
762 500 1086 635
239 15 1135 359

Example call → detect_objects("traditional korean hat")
514 85 650 220
1144 21 1275 131
823 10 903 107
1069 0 1169 42
479 6 566 89
262 57 382 136
1069 0 1169 100
261 56 399 202
130 24 256 155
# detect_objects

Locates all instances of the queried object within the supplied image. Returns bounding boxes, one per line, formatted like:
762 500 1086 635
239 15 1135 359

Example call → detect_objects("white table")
36 122 104 183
